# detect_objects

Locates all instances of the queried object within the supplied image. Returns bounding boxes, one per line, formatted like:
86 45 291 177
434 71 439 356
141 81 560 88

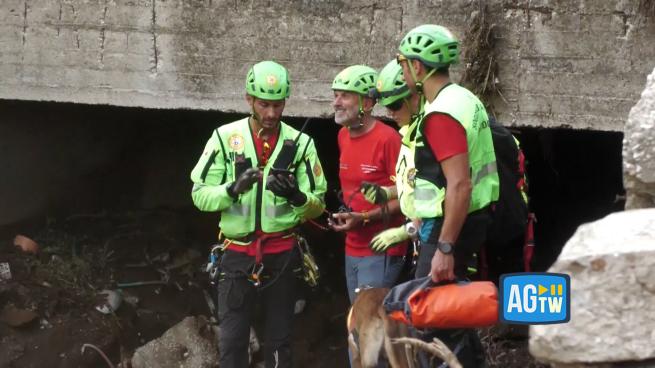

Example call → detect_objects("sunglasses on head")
385 99 404 112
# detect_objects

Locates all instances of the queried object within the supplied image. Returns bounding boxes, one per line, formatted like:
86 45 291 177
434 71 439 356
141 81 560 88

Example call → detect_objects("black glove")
227 168 261 198
267 173 306 206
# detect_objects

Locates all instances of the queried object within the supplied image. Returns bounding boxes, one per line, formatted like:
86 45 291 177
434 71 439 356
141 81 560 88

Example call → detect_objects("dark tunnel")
0 99 627 365
0 99 626 284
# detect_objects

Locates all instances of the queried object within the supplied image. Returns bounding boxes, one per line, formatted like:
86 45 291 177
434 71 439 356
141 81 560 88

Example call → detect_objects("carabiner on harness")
206 244 226 285
249 263 265 287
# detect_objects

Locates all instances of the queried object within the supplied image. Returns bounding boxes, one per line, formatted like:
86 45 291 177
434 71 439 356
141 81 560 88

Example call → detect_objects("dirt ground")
0 210 547 368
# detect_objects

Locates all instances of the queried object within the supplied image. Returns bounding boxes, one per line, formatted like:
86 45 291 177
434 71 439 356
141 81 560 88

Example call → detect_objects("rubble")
530 209 655 366
0 262 11 281
624 67 655 209
0 304 39 327
131 316 218 368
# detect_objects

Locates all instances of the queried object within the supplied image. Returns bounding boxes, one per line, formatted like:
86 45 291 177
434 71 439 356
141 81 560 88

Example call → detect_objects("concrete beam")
1 0 654 131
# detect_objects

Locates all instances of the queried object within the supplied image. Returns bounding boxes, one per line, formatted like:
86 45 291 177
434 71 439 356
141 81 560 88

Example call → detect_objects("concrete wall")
1 0 654 131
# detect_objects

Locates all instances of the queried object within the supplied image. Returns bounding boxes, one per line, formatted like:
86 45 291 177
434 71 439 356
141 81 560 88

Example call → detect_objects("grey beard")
334 109 359 127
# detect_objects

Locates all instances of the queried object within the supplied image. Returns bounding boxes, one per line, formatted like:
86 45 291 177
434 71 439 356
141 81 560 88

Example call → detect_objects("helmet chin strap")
406 58 437 99
347 95 366 130
250 98 261 123
250 108 264 136
412 94 426 122
404 97 421 123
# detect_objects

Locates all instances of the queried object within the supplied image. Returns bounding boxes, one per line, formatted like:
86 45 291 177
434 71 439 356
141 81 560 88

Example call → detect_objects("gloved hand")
227 168 262 198
369 226 410 253
360 182 396 204
267 173 306 206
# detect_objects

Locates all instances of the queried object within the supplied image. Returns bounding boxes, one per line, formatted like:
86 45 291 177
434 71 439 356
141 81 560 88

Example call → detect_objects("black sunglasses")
385 99 404 112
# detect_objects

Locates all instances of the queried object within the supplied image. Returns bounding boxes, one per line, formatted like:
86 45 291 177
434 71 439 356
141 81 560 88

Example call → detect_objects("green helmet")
375 60 410 107
332 65 378 96
245 61 290 100
399 24 459 69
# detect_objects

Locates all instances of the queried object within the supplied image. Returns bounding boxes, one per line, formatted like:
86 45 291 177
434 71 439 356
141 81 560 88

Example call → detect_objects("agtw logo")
499 273 570 324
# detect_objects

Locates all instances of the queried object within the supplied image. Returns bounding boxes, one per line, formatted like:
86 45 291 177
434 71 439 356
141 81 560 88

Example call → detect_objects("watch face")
438 242 453 254
405 223 417 235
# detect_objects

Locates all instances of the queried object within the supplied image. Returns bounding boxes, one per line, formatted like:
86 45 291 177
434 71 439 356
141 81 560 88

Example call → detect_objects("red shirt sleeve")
423 113 468 161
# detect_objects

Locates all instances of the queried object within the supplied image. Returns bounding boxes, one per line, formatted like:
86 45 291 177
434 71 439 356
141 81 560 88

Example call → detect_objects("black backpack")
487 118 529 246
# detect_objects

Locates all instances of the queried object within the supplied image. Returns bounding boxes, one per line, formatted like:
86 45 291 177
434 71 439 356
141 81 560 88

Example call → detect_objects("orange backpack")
384 277 498 329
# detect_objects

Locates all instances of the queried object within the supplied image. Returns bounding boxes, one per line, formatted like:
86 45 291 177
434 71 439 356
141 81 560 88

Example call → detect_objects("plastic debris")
117 269 169 289
13 235 39 254
95 290 123 314
82 343 115 368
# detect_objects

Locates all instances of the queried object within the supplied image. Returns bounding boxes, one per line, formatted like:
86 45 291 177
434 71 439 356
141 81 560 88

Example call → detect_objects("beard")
252 111 280 131
334 107 359 126
259 118 279 129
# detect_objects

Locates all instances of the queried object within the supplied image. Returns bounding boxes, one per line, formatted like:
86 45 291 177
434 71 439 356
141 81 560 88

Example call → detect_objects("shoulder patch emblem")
313 163 323 177
228 133 245 151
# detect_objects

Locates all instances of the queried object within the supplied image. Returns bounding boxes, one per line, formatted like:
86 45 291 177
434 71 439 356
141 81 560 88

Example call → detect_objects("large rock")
131 316 218 368
624 67 655 209
529 209 655 366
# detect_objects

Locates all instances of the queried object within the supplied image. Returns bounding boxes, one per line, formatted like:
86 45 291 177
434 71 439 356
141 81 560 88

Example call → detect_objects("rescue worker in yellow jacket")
361 59 424 254
190 60 327 368
397 24 500 368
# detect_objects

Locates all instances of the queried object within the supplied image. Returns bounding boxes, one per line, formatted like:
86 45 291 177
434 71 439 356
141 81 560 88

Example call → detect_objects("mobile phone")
266 167 294 192
270 168 293 177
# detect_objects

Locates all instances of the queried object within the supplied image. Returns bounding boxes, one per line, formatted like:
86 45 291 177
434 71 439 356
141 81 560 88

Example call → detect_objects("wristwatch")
404 221 418 240
437 241 454 255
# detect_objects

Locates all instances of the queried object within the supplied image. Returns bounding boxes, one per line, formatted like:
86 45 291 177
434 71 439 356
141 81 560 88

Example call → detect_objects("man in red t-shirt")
329 65 408 303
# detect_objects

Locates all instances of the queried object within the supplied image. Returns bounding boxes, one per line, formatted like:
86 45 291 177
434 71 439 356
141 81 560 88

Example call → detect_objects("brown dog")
346 287 463 368
347 288 412 368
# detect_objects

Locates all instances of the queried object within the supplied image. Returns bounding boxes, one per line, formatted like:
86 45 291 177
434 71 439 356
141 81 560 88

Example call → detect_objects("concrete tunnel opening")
0 99 625 271
0 98 626 365
1 0 653 364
